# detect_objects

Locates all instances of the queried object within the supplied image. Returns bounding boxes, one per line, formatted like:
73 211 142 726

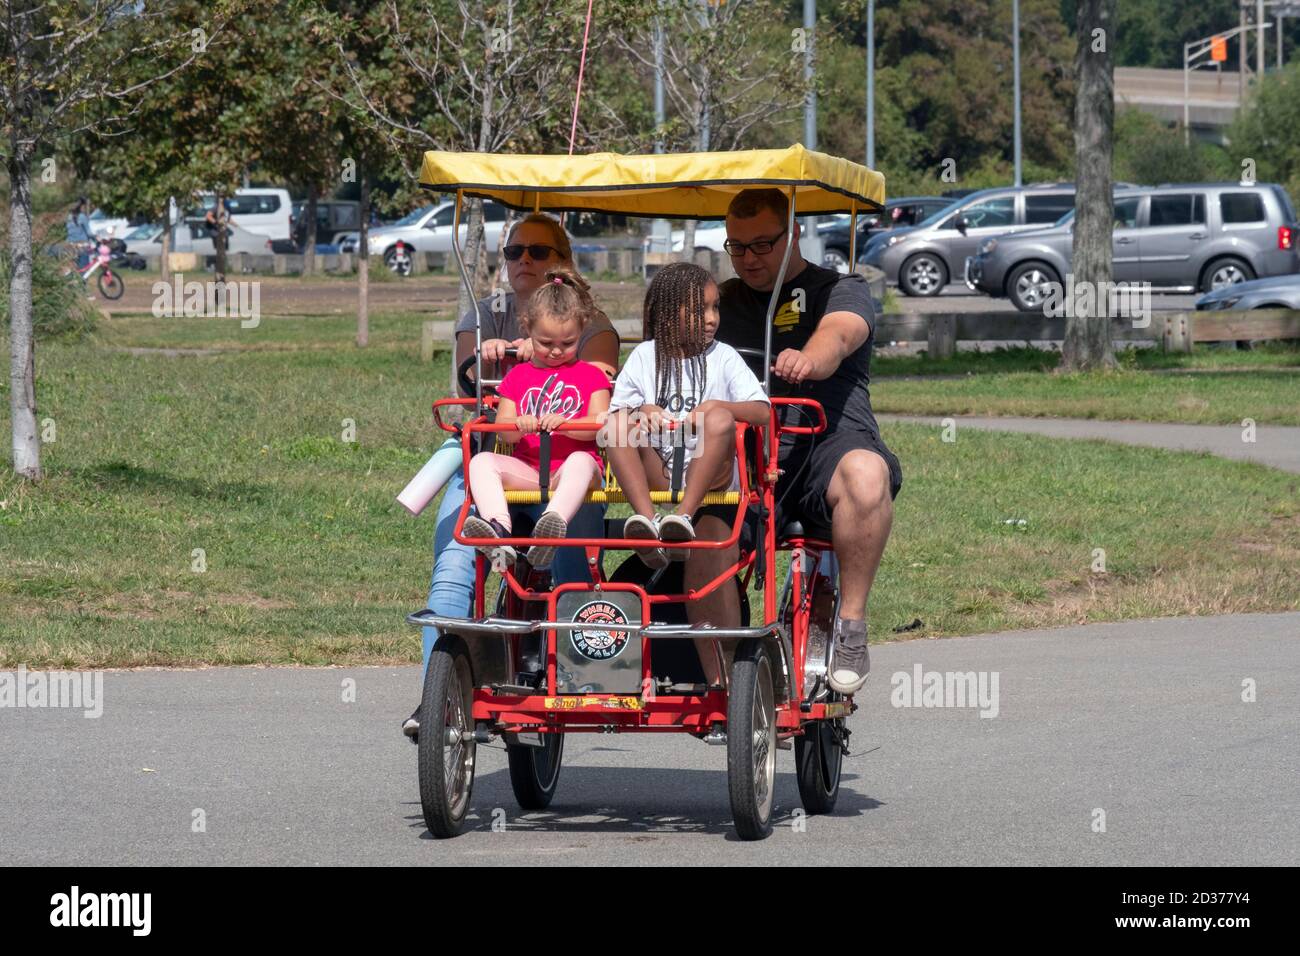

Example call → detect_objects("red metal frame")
427 394 853 736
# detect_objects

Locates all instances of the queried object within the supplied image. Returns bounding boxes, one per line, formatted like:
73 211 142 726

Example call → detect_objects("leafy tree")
1227 59 1300 205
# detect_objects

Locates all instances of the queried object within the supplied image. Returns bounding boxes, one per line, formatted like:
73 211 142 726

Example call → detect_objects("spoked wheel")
727 638 777 840
97 269 124 300
418 635 476 838
795 697 845 814
507 733 565 810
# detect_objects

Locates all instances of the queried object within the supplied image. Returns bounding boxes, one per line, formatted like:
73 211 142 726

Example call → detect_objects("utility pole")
866 0 875 168
650 3 669 253
803 0 822 263
1013 0 1023 187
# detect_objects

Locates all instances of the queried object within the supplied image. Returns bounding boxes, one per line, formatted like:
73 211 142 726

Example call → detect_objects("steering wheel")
457 347 518 399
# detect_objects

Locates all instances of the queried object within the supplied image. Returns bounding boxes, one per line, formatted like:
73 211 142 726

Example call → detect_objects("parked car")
669 219 826 263
1196 273 1300 310
859 184 1078 296
189 189 293 242
368 200 507 271
291 199 361 248
818 196 951 273
87 209 136 238
121 223 164 257
967 183 1299 310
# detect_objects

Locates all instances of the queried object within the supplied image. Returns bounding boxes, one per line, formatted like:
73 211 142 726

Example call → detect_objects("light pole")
866 0 875 168
650 4 669 253
1013 0 1022 187
803 0 822 263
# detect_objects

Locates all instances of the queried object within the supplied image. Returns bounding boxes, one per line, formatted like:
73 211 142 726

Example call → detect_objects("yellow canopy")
418 144 885 219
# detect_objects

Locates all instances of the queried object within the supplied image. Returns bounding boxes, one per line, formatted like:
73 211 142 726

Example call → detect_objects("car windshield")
392 205 435 227
916 198 966 228
1054 210 1075 226
124 224 158 240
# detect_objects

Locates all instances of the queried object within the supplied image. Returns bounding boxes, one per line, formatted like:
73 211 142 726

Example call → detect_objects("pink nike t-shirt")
496 359 611 469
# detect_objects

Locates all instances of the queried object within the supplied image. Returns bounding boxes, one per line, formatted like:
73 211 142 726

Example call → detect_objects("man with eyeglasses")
699 188 902 696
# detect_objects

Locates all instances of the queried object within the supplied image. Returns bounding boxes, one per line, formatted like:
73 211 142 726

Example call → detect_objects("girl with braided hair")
605 262 770 569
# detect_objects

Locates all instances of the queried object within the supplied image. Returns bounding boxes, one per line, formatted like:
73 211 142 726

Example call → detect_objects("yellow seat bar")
503 490 742 506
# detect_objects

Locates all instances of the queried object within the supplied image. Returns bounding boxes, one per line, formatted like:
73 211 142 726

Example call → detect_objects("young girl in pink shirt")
464 268 611 570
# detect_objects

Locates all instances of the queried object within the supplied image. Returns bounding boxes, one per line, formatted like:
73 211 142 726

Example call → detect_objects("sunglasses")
502 244 560 262
723 228 788 257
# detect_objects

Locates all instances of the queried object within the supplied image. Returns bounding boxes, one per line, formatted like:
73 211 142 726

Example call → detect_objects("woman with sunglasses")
404 213 620 741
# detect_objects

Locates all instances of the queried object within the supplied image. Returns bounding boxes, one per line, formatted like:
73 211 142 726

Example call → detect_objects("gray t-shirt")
456 290 618 353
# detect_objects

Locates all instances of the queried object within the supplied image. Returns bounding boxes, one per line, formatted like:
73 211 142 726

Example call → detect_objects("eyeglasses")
723 229 788 257
502 244 560 261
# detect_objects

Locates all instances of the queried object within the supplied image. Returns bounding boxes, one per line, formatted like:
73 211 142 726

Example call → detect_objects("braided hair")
643 262 712 408
522 266 596 337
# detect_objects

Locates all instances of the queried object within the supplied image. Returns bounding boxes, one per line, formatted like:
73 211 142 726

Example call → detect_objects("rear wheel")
384 246 412 276
727 638 777 840
1200 256 1254 293
418 636 476 838
795 701 844 814
899 253 947 296
507 733 564 810
97 269 124 300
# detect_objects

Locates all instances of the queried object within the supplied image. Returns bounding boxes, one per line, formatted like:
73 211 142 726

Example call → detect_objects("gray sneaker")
624 513 668 568
827 617 870 695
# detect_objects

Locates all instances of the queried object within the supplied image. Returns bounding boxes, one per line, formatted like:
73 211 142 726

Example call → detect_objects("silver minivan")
858 184 1076 296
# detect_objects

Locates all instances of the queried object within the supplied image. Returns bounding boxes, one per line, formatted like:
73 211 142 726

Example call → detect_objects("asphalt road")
878 415 1300 474
3 612 1296 866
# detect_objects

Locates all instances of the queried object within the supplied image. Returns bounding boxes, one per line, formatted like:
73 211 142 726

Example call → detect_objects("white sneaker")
827 617 870 695
657 513 695 562
525 510 567 570
624 513 668 568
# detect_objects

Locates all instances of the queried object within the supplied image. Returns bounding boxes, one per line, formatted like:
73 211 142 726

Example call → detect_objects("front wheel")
727 638 777 840
384 246 413 276
418 636 477 838
822 247 850 274
1007 262 1060 312
507 733 564 810
97 269 124 300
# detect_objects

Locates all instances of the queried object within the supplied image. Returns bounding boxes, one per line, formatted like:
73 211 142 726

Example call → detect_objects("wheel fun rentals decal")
569 599 631 661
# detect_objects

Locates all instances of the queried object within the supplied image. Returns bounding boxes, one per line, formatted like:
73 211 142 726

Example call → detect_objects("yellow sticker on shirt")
774 299 802 332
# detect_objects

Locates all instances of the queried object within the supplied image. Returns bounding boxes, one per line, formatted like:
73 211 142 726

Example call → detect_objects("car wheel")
899 253 947 296
1200 257 1254 293
1007 262 1061 313
822 247 850 274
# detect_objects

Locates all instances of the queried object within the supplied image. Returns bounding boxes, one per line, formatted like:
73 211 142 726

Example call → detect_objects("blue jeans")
420 467 606 673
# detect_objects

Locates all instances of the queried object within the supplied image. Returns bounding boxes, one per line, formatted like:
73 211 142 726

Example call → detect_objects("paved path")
879 414 1300 474
2 613 1296 865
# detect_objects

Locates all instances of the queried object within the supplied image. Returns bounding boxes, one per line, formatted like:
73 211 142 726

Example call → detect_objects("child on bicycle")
464 268 611 570
604 262 770 569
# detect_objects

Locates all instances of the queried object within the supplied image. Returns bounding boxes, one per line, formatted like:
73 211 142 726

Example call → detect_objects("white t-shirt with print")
610 339 769 481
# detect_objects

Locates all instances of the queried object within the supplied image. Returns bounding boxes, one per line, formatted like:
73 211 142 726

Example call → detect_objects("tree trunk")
680 220 697 264
357 167 369 348
160 211 172 282
8 150 41 480
1062 0 1118 372
304 181 318 275
451 198 487 399
213 193 229 281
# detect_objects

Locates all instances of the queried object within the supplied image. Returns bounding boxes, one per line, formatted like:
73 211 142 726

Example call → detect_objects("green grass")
872 344 1300 425
2 325 1297 667
93 311 451 352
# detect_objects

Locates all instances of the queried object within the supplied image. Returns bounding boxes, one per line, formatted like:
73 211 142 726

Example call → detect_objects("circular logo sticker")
570 600 631 661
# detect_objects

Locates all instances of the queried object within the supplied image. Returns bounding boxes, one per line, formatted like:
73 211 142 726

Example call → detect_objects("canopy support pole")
848 200 858 271
762 187 799 394
450 189 484 416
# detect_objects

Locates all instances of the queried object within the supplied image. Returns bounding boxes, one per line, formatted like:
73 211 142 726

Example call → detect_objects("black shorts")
697 425 902 547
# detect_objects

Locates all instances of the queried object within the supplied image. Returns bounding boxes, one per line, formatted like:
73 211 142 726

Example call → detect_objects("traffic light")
1210 36 1227 63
